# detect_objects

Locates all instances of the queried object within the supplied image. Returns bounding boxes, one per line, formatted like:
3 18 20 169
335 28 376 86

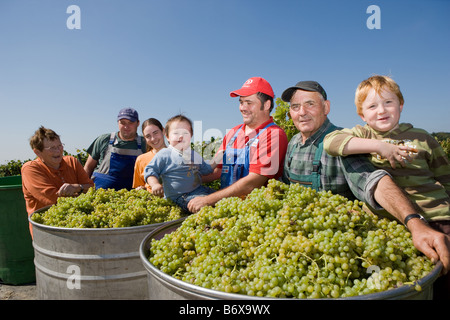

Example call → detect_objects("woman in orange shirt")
21 126 95 235
132 118 166 192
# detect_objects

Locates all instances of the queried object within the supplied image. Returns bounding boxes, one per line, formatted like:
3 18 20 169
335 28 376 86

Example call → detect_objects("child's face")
360 88 403 132
167 120 192 151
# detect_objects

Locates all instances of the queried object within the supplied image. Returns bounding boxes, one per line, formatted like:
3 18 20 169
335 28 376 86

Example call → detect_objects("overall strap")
248 122 276 144
310 142 323 190
108 132 142 151
311 123 338 189
111 132 142 149
229 122 276 147
227 124 244 147
136 135 142 149
109 132 116 145
312 143 323 173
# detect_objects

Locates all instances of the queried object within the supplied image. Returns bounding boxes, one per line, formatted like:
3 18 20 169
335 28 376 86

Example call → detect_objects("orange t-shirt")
21 156 94 216
132 150 157 192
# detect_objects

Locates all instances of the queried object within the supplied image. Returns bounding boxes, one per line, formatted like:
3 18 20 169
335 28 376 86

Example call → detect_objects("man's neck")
118 131 137 141
300 118 330 144
244 116 272 135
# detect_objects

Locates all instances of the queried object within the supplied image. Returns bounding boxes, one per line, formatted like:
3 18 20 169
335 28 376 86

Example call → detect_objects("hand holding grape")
151 183 164 198
377 142 416 168
56 183 81 197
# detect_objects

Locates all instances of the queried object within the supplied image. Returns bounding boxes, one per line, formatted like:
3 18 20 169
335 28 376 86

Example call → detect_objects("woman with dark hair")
132 118 166 191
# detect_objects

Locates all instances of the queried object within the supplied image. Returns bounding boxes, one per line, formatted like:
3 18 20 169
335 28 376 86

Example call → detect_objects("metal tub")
29 208 184 300
140 220 443 300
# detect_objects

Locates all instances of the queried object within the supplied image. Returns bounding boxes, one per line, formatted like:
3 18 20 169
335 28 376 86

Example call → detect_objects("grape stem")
298 251 319 272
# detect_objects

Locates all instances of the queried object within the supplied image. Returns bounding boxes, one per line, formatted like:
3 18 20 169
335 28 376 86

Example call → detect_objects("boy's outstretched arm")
344 137 414 168
324 129 415 168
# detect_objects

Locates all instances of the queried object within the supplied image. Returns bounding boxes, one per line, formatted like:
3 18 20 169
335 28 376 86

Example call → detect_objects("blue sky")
1 0 449 164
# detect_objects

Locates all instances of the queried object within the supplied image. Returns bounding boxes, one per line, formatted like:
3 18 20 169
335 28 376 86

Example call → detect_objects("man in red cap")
187 77 288 213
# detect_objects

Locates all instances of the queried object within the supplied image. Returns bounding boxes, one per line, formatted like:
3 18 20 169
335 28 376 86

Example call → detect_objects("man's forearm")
373 175 418 223
374 175 450 273
188 172 268 212
209 173 267 205
83 156 97 177
202 167 221 184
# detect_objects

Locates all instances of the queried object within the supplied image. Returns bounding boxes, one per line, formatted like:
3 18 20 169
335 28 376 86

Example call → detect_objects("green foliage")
0 159 30 177
272 98 298 141
432 132 450 140
432 134 450 159
191 137 222 161
440 139 450 159
67 148 89 166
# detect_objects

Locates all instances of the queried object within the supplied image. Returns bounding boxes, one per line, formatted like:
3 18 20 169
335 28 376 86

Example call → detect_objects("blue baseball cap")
117 108 139 122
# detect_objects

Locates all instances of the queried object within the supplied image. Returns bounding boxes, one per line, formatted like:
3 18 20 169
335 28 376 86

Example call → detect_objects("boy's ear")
359 114 367 123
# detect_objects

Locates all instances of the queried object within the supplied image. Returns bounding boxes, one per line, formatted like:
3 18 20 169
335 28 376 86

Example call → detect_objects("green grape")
148 179 435 299
31 187 185 228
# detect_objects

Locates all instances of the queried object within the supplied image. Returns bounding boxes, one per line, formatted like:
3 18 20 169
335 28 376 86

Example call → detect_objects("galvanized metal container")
140 219 443 300
29 207 185 300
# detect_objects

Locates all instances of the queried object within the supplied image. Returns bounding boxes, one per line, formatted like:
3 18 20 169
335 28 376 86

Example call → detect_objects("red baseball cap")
230 77 274 98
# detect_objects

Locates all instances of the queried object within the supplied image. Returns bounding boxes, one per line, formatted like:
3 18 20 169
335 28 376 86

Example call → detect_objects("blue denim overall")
92 132 143 190
220 123 275 189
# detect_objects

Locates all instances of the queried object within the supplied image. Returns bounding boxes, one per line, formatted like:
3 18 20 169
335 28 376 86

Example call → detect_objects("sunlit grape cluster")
149 179 434 298
31 188 185 228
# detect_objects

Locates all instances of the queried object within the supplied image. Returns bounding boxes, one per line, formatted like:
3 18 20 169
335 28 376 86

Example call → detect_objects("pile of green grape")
149 179 435 298
31 188 185 228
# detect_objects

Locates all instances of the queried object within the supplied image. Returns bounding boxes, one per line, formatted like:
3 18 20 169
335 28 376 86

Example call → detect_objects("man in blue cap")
84 108 147 190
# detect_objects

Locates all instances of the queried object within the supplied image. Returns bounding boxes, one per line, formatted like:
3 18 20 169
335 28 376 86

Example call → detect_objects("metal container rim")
139 219 443 300
29 205 186 234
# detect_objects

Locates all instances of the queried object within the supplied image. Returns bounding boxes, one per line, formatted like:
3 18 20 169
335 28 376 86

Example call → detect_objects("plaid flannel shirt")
282 118 387 208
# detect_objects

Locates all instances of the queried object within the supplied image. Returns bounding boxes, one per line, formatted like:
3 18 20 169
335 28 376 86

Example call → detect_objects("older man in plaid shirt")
281 80 450 276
